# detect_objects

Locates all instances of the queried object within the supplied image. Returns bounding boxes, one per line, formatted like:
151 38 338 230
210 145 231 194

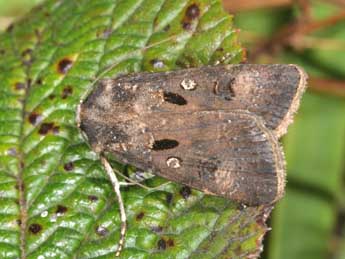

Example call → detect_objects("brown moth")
78 64 307 206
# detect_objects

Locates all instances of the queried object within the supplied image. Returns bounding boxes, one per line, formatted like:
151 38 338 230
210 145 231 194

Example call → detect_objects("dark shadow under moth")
77 64 307 206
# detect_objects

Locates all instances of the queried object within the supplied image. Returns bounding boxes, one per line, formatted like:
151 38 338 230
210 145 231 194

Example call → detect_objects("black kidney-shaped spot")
57 58 73 74
29 223 42 234
152 139 179 151
163 92 187 105
180 186 192 199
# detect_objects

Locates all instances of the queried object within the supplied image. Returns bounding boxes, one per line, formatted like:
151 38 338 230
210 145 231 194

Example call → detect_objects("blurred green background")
1 1 344 259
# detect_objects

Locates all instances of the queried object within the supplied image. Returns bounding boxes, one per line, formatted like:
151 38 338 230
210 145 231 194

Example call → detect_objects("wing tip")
275 64 308 138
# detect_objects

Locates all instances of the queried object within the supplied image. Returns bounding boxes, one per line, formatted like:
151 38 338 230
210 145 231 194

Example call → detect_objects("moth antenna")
100 157 127 257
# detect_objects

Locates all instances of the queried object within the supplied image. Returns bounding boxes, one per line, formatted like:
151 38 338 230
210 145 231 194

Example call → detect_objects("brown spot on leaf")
95 225 108 236
88 195 98 202
167 238 175 247
56 205 68 215
182 22 192 30
38 123 54 135
166 193 173 205
0 49 5 55
157 239 167 250
180 186 191 199
152 226 163 233
181 3 200 30
163 24 170 32
15 82 26 90
16 219 22 226
36 78 43 85
29 223 42 234
49 94 56 100
61 86 73 99
186 4 200 19
38 123 59 135
136 212 145 221
150 59 165 69
28 112 41 125
63 162 74 171
57 58 73 74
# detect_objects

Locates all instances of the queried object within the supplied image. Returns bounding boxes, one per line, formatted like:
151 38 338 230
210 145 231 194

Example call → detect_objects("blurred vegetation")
1 0 345 259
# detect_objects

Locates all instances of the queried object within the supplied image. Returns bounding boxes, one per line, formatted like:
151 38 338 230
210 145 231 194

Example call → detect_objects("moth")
77 64 307 255
78 64 306 204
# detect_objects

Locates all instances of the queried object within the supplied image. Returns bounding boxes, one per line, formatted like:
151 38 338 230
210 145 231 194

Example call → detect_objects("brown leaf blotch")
182 21 192 30
185 4 200 20
163 24 170 32
36 78 43 85
166 193 173 205
38 123 54 135
167 238 175 247
15 82 26 90
16 219 22 226
56 205 68 215
61 86 73 99
57 58 73 74
29 223 42 234
180 186 192 199
136 212 145 221
151 226 163 233
181 3 200 30
63 162 74 171
88 195 98 202
157 239 167 250
28 112 41 125
95 225 108 236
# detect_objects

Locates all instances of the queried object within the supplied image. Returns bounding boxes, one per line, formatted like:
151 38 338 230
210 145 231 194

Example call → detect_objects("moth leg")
100 157 126 257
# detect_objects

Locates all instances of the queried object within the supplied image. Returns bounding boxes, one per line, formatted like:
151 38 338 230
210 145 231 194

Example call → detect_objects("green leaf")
0 0 268 258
